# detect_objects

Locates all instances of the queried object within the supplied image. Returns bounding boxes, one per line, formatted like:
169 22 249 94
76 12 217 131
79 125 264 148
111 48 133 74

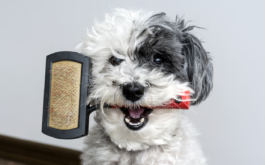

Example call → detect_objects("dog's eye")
154 57 163 65
109 56 124 66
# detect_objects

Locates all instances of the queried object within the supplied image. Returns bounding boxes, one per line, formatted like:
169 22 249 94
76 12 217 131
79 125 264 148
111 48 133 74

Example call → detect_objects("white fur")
81 110 206 165
78 9 207 165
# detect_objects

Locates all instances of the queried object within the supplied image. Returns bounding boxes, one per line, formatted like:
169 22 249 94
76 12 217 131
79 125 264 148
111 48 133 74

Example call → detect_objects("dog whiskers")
145 81 151 87
148 82 168 89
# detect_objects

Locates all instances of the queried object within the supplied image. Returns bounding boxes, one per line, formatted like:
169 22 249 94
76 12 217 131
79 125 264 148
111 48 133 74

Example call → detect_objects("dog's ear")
178 21 213 105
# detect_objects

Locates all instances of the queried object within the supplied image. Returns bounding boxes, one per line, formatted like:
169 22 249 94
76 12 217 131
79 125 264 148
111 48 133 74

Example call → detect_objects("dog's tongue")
128 107 145 119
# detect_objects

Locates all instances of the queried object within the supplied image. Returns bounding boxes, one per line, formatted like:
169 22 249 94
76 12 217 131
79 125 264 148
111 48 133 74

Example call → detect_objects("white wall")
1 1 265 165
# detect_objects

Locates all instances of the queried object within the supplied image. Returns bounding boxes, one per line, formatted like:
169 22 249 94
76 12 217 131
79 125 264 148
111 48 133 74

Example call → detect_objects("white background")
1 1 265 165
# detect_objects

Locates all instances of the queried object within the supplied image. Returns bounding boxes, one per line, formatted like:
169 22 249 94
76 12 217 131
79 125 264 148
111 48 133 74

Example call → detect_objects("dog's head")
77 9 213 151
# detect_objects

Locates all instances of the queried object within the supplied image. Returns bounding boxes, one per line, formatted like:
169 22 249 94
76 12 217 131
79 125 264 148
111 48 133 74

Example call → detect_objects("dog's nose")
122 82 144 102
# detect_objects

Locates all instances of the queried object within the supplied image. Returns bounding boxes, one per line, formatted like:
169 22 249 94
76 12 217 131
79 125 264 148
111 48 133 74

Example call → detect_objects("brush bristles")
49 61 82 130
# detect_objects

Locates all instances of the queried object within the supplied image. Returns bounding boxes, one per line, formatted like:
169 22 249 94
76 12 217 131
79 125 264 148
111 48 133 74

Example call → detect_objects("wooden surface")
0 158 25 165
0 135 81 165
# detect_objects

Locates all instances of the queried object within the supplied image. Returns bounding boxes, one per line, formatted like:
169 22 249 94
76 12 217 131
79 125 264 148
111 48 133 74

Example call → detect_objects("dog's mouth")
120 106 153 131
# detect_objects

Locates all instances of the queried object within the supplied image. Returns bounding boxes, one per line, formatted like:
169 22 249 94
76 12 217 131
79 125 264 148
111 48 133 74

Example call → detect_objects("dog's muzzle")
121 82 150 130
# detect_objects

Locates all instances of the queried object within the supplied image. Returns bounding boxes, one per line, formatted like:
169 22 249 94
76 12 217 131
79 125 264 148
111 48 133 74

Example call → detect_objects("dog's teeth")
125 117 144 127
125 118 130 123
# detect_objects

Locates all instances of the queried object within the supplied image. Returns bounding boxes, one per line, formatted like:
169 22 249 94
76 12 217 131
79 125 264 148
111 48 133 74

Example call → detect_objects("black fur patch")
135 13 213 105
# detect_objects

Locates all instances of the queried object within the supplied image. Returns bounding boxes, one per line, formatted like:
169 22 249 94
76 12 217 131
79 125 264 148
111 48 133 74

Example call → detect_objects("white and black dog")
77 9 213 165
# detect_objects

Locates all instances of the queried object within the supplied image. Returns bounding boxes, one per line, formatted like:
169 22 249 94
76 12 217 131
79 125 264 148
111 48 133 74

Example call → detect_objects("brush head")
42 51 91 139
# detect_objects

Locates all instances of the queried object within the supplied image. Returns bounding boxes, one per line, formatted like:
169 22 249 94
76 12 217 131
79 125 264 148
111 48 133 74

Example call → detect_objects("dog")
77 9 213 165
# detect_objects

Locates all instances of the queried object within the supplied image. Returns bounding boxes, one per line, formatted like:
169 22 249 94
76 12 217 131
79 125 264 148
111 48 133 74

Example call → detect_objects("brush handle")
110 91 190 109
